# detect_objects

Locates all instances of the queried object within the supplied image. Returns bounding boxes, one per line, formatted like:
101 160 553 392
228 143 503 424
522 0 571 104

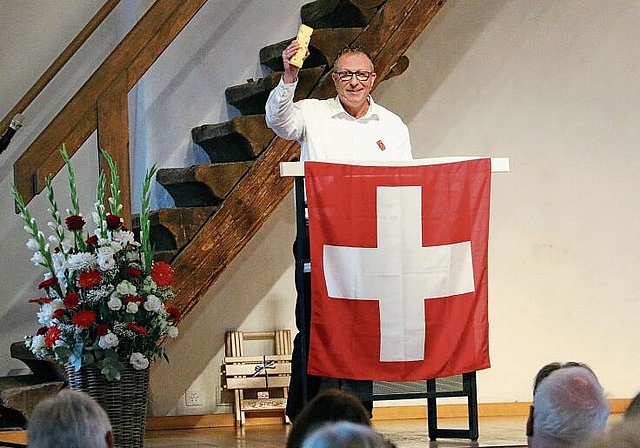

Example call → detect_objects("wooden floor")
144 416 529 448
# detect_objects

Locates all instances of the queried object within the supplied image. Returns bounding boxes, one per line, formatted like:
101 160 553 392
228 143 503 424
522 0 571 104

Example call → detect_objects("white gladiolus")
130 352 149 370
26 239 38 251
31 251 45 266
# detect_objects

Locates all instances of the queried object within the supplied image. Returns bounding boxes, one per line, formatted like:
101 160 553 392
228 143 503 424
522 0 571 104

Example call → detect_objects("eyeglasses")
333 70 372 82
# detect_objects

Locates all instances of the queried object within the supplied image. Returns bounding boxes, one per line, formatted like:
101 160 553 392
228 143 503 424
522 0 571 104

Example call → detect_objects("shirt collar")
330 96 380 121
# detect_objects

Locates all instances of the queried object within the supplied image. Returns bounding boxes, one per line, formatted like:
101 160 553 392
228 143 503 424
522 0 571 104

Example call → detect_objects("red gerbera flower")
44 326 62 348
71 310 96 328
63 291 80 309
150 261 174 287
106 214 123 230
128 323 148 335
96 323 110 336
78 270 101 288
38 277 58 289
126 267 142 278
166 306 181 322
65 215 86 231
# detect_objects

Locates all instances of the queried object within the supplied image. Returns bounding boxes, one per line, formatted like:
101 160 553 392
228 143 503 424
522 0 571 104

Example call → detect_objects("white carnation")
97 246 116 270
126 302 139 314
37 300 64 326
167 326 179 338
129 352 149 370
113 230 138 247
98 332 119 349
143 294 163 313
107 294 123 311
116 280 136 296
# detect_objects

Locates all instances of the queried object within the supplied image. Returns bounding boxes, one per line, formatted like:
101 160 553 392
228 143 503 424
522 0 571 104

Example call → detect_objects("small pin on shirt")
376 140 387 151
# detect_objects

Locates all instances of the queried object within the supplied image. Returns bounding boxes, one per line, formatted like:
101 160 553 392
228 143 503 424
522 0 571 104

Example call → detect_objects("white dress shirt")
265 78 412 162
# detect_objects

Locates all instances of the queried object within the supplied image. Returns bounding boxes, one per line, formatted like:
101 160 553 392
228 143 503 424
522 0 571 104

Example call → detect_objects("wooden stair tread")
301 0 381 29
224 66 326 116
192 115 275 163
156 162 253 207
259 28 363 72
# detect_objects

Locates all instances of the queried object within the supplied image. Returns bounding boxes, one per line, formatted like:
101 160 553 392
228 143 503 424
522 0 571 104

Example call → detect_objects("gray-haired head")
28 389 113 448
529 366 609 448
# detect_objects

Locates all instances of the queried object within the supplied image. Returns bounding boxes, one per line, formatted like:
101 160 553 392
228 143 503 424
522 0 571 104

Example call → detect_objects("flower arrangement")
12 146 180 381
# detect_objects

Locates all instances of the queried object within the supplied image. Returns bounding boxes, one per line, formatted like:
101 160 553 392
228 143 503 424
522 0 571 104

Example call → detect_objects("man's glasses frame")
333 70 373 82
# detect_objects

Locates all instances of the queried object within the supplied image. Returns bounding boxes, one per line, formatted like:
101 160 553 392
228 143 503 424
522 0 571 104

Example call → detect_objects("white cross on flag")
305 159 491 381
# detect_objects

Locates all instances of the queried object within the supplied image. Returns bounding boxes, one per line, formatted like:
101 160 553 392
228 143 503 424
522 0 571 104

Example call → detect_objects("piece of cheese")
289 24 313 68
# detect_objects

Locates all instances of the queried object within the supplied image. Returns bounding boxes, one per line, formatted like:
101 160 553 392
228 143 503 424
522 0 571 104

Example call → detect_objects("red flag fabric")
305 159 491 381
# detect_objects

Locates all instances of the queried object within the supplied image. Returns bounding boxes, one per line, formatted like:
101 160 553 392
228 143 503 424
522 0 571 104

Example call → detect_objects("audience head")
527 363 609 448
585 419 640 448
286 388 371 448
28 389 114 448
625 391 640 420
301 421 394 448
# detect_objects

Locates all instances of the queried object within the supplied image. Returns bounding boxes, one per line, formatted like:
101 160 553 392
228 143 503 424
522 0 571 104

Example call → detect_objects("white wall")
1 0 639 418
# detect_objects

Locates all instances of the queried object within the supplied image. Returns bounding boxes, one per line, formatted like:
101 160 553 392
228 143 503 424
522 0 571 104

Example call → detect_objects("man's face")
332 52 377 115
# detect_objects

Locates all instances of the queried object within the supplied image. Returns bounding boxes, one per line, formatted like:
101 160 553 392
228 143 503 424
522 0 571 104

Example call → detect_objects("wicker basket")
66 363 150 448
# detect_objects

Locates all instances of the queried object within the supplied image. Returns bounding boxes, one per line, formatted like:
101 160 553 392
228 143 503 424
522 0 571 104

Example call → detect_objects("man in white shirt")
265 40 413 420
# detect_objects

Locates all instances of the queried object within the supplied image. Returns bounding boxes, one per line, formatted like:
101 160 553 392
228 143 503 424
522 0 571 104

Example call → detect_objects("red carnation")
29 297 53 304
96 323 110 336
128 323 148 335
150 261 174 287
44 326 62 348
38 277 58 290
126 267 142 278
65 215 86 231
123 296 143 304
71 310 96 328
86 235 98 246
36 326 48 335
78 270 101 288
166 306 181 322
106 214 123 230
63 291 80 309
52 309 64 320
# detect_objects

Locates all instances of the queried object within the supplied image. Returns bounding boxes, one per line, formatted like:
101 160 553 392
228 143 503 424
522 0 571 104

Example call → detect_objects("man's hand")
282 40 308 84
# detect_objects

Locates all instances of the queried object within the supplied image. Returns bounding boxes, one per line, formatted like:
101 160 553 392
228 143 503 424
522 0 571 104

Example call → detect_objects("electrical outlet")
185 389 203 406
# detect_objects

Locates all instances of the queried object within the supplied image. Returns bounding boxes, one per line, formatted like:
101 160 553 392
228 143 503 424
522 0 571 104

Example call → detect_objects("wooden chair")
222 330 292 426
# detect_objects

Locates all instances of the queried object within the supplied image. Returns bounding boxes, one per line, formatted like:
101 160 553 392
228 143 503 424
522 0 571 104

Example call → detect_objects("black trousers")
285 237 373 421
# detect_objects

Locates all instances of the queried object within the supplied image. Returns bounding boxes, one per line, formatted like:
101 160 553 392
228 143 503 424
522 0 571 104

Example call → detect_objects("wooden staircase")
153 0 446 318
13 0 447 321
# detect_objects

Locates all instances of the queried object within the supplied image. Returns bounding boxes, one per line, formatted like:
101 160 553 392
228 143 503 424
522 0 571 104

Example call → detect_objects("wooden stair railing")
12 0 209 227
169 0 447 316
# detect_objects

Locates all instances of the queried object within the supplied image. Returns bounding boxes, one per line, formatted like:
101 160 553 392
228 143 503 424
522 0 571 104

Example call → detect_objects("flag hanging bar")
279 157 510 177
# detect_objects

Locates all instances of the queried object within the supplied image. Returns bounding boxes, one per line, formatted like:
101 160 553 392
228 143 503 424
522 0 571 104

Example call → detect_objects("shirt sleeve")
265 78 305 142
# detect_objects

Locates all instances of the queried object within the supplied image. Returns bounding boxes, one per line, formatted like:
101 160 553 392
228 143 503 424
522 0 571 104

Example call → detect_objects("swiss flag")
305 159 491 381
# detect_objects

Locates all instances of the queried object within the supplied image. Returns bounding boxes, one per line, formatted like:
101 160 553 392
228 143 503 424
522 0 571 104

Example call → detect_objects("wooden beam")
97 72 132 228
